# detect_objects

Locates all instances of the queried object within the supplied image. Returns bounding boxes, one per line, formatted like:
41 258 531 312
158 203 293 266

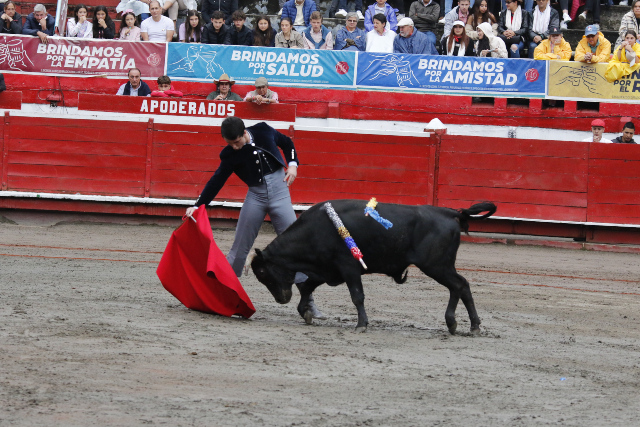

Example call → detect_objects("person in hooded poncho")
474 21 507 58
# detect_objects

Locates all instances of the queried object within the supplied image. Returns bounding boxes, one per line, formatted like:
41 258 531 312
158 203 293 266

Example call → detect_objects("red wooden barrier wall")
291 130 436 205
1 113 640 243
0 91 22 111
4 116 148 196
150 122 248 204
437 135 589 222
587 143 640 225
0 115 435 205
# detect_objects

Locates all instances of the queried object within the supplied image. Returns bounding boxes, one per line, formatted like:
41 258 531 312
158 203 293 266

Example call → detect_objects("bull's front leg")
296 280 322 325
345 275 368 333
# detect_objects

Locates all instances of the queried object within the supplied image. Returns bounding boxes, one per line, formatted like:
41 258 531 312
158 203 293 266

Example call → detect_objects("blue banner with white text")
356 53 547 96
166 43 357 87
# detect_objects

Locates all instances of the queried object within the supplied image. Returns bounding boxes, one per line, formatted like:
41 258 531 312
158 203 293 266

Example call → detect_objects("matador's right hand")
185 206 198 218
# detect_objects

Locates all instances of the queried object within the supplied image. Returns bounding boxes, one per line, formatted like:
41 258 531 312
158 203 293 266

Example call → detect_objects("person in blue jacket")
364 0 398 32
22 4 54 44
281 0 317 32
393 17 438 54
334 12 367 51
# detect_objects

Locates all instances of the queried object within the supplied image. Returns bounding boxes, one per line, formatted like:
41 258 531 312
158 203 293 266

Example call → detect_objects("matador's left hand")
284 165 297 187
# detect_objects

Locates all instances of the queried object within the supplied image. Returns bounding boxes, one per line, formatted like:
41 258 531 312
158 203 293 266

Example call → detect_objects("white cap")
397 17 414 27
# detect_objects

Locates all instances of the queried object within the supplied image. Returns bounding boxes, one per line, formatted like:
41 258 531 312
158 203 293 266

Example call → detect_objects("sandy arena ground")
1 211 640 426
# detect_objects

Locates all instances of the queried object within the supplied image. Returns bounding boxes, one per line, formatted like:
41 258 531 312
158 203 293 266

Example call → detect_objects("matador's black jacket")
195 122 300 207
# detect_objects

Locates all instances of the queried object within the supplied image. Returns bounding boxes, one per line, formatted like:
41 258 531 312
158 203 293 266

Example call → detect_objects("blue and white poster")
167 43 357 87
357 53 547 96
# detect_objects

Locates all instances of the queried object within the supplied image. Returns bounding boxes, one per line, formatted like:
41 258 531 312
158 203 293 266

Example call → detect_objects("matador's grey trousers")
226 168 307 284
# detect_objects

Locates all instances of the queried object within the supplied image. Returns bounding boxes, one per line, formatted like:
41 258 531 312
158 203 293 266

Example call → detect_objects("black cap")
549 26 562 35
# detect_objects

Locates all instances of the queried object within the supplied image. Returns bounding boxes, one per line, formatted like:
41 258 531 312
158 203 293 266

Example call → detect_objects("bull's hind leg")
420 267 481 335
444 289 460 335
344 274 368 333
458 274 482 333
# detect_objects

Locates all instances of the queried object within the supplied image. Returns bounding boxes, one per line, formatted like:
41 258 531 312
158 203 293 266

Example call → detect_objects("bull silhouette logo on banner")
169 45 225 81
0 36 34 70
361 54 419 88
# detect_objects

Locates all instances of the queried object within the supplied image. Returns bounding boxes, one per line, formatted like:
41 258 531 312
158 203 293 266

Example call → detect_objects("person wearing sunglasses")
334 12 366 51
498 0 530 58
575 24 611 63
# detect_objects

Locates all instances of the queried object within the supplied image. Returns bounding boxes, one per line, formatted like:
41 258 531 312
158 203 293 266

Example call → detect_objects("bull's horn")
246 252 258 274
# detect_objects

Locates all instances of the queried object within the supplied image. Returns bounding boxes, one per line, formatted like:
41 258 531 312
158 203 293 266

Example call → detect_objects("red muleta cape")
157 206 256 318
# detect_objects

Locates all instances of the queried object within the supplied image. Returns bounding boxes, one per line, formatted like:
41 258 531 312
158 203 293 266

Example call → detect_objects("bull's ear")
254 248 263 259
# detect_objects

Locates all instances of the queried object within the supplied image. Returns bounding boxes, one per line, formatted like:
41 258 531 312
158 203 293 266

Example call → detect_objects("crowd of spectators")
7 0 638 60
4 0 640 84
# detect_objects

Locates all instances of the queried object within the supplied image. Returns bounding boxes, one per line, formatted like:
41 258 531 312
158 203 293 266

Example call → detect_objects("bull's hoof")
309 306 328 320
354 325 368 333
447 321 458 335
470 326 481 336
303 310 314 325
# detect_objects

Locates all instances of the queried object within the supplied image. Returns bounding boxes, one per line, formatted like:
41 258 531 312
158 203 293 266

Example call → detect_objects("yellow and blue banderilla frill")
324 202 367 270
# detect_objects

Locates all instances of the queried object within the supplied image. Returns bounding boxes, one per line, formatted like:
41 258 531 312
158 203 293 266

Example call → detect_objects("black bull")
251 200 497 334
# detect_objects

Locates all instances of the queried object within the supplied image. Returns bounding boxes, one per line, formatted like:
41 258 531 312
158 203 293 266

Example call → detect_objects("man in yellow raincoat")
534 26 572 61
575 25 611 63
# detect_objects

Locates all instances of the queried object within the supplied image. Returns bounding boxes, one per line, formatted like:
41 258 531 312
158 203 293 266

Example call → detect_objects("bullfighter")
186 116 325 319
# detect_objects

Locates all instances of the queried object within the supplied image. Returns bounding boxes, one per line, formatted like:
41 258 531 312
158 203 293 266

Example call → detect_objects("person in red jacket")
151 75 183 98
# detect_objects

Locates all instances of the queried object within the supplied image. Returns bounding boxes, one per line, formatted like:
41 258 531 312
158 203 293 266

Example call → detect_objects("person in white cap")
394 16 437 54
442 20 475 56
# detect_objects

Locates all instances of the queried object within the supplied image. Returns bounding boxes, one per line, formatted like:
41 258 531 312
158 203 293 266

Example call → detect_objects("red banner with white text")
0 34 166 77
77 93 298 122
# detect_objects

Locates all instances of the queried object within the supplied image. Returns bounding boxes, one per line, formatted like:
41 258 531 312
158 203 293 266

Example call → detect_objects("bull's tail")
456 202 497 234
